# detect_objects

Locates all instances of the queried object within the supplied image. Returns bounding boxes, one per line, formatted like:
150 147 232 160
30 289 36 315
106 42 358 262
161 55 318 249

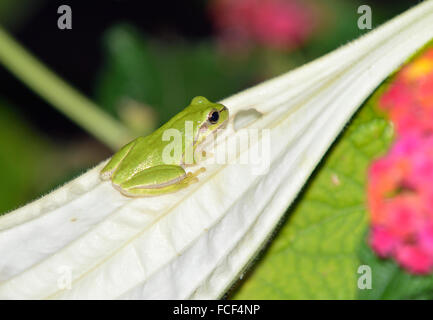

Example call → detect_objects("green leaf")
232 87 394 299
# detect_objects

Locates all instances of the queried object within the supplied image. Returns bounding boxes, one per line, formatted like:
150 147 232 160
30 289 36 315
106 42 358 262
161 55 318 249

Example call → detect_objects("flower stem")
0 26 134 150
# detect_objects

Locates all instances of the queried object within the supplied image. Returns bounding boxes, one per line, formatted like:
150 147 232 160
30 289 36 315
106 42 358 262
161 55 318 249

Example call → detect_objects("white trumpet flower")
1 0 433 300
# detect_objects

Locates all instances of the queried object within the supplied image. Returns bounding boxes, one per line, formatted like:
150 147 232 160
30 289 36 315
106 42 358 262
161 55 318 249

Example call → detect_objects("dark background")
1 0 415 137
0 0 417 213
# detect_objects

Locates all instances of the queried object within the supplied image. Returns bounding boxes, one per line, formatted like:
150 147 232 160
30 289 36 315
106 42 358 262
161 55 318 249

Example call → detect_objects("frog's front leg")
114 165 204 197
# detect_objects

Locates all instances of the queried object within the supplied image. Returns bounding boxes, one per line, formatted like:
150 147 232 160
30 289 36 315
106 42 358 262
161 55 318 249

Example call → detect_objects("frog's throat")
194 116 229 145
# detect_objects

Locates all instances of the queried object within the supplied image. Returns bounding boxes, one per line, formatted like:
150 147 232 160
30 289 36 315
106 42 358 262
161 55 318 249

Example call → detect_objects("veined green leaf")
233 84 394 299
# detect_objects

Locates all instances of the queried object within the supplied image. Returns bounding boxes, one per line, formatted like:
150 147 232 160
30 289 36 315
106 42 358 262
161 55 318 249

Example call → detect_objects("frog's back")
110 116 187 184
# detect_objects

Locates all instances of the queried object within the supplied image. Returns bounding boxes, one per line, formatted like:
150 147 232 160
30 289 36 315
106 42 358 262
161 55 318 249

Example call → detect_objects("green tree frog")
100 96 229 197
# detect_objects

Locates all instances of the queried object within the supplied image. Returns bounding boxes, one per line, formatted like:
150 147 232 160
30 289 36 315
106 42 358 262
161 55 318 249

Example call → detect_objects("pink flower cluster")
368 48 433 274
380 49 433 135
209 0 317 51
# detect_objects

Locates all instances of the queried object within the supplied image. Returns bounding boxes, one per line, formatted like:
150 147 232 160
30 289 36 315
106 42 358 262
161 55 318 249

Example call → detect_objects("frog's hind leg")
100 140 136 180
116 165 205 197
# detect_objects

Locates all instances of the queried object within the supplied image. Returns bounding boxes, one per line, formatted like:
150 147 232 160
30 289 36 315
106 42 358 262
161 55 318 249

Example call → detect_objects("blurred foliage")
94 25 258 135
304 0 417 59
93 0 415 136
0 0 416 214
0 101 54 213
0 100 110 214
0 0 43 29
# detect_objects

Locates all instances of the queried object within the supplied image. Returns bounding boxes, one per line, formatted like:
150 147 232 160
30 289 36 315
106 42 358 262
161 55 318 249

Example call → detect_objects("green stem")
0 26 134 150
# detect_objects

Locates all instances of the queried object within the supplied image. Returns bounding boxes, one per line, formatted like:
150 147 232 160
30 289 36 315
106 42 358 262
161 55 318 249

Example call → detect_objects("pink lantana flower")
368 133 433 274
369 227 398 257
369 48 433 274
396 245 433 275
379 48 433 135
209 0 317 51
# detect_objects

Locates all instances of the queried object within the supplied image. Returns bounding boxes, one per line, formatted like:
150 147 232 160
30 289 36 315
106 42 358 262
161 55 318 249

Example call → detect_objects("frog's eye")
208 110 220 124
